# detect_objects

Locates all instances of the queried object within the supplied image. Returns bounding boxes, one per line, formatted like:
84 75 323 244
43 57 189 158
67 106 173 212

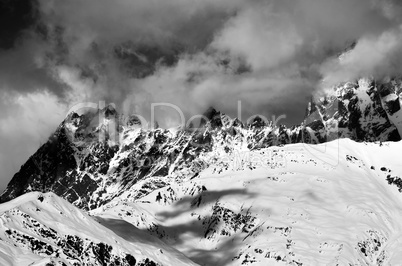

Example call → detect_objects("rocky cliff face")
1 78 401 210
305 78 402 142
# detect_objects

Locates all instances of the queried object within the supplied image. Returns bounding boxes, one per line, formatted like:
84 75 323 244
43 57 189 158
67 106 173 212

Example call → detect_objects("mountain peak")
203 106 219 120
248 115 268 128
100 104 118 118
199 106 223 129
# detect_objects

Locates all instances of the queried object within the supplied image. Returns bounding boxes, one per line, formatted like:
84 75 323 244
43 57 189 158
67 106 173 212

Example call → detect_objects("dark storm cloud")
0 0 38 49
14 0 246 112
2 0 402 107
129 0 402 125
2 0 402 189
0 0 56 95
38 0 243 48
3 0 402 118
0 36 66 96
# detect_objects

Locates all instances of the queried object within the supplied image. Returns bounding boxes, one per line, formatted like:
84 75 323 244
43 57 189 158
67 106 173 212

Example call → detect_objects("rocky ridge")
1 78 401 209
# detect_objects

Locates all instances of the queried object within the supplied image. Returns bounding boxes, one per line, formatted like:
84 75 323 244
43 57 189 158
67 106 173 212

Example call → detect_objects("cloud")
2 0 401 108
0 36 65 96
38 0 244 47
2 0 402 188
124 0 402 126
211 4 303 71
10 0 400 120
321 26 402 86
0 91 66 191
131 52 315 126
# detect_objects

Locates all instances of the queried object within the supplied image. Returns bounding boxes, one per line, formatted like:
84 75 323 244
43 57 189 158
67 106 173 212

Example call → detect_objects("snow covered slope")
91 139 402 265
1 137 402 265
0 192 198 266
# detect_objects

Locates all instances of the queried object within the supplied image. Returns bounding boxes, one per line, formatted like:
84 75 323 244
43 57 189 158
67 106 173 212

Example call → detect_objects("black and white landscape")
1 0 402 265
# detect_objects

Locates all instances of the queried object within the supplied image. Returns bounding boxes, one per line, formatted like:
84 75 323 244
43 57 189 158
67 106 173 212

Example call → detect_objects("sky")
1 0 402 191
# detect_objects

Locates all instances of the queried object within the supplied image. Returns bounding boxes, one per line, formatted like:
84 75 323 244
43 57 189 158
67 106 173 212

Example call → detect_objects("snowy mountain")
1 78 401 208
2 138 402 265
307 78 402 142
0 192 196 266
0 77 402 265
90 139 402 265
